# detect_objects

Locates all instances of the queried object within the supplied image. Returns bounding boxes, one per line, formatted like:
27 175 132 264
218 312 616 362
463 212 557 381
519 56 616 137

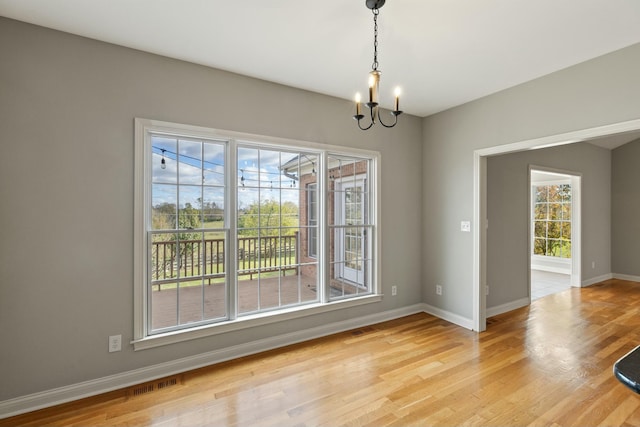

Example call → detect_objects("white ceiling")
1 0 640 117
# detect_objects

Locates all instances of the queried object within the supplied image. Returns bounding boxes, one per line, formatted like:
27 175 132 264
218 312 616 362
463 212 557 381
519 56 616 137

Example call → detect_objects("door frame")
473 118 640 332
528 166 582 298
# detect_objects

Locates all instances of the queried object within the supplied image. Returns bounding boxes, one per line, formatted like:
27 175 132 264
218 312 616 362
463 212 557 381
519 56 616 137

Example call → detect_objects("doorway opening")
529 168 581 300
473 118 640 332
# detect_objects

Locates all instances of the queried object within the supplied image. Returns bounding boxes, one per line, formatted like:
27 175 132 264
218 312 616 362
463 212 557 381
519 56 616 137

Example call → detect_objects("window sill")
133 294 382 351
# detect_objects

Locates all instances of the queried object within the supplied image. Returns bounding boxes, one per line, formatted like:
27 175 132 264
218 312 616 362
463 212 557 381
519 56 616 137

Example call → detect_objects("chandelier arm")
354 116 375 131
376 109 401 128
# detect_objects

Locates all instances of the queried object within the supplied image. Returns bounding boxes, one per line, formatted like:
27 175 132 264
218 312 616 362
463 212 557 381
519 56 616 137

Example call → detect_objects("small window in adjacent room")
533 183 572 258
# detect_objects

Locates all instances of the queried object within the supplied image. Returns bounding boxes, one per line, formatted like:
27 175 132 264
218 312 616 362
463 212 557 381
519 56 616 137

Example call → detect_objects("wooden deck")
151 274 319 330
151 274 363 330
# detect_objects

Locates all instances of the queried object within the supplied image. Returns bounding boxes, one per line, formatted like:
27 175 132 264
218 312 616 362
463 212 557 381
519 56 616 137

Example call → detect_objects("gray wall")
422 42 640 320
0 18 423 401
486 143 611 308
612 139 640 276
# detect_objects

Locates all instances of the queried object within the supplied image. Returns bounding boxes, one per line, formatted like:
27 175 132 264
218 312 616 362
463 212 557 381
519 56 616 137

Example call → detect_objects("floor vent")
127 375 183 399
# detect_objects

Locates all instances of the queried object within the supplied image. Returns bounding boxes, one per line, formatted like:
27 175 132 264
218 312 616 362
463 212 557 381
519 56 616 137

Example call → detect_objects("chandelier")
353 0 403 130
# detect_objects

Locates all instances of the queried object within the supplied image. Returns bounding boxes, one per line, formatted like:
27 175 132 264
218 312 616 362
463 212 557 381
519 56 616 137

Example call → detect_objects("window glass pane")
548 185 562 202
561 221 571 240
548 222 561 239
547 239 562 257
204 280 227 320
203 142 225 186
534 204 547 220
259 149 281 189
202 187 224 228
178 185 202 230
179 277 204 325
238 147 259 188
238 188 259 231
533 238 546 255
151 233 178 282
177 233 204 280
151 281 178 331
237 232 259 273
203 231 226 276
562 204 572 220
534 221 546 238
535 186 547 203
178 139 203 186
259 195 281 229
280 152 301 186
560 184 571 202
549 203 562 220
281 189 300 227
281 154 300 186
152 184 176 229
152 136 177 184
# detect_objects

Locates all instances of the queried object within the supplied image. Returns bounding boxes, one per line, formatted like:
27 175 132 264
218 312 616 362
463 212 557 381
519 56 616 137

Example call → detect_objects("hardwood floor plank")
3 279 640 426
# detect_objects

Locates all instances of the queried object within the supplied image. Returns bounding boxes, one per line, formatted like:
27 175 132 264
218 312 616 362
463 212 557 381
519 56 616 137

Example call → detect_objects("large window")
134 119 380 348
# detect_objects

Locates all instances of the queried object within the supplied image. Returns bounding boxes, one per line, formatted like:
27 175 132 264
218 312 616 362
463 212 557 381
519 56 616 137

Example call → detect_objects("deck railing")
151 233 299 289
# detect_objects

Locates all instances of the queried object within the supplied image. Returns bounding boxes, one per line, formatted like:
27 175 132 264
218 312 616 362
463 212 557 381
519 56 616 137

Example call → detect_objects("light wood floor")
4 278 640 426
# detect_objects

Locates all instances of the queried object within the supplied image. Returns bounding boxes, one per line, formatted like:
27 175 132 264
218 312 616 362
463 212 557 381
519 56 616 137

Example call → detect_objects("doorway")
473 118 640 332
529 168 581 300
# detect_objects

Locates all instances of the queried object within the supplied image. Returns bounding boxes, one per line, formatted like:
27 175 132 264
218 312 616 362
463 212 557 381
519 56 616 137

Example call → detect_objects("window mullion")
319 152 329 303
228 139 238 320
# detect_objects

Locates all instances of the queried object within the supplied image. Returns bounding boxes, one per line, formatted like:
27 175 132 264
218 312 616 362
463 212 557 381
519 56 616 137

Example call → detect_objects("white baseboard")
486 297 530 318
581 273 613 287
421 303 474 330
613 273 640 282
0 304 425 419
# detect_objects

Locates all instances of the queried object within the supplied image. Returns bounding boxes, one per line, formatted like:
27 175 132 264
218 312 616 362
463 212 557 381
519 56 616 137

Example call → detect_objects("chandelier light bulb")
394 87 401 112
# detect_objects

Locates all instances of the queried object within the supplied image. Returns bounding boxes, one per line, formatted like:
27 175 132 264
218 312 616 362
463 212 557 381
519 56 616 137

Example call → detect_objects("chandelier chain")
372 8 379 70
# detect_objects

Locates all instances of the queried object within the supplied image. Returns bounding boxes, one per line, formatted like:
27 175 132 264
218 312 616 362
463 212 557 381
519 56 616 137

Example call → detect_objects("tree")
238 200 299 236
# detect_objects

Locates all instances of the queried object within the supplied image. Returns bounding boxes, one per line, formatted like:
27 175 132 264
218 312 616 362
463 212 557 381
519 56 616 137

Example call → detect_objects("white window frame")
133 118 382 350
307 182 318 258
531 180 572 260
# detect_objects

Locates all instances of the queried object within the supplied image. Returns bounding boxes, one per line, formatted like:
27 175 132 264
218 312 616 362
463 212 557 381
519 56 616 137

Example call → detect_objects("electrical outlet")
592 261 596 269
436 285 442 295
109 335 122 353
461 221 471 232
485 285 489 296
391 285 397 296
